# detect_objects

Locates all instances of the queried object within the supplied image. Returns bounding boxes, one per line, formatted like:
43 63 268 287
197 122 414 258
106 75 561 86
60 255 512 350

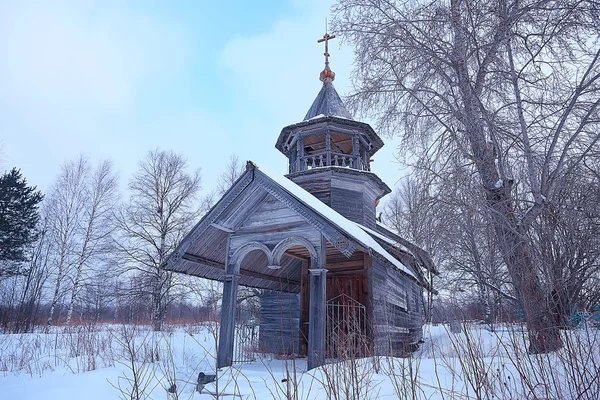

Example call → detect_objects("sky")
0 0 405 199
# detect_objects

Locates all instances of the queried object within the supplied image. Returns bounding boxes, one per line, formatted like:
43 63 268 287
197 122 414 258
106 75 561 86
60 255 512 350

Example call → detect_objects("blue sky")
0 0 405 199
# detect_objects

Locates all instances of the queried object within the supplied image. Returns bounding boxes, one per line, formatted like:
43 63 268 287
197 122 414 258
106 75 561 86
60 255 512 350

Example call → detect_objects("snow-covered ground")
1 323 599 399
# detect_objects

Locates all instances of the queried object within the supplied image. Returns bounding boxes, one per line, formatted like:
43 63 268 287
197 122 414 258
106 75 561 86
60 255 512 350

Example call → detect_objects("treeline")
0 150 247 333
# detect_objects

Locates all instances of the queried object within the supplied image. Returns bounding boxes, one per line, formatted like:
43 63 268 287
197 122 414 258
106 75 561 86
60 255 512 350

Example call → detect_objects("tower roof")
303 82 353 121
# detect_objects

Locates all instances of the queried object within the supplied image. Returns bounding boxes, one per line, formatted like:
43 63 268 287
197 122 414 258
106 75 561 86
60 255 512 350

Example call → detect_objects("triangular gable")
167 162 363 269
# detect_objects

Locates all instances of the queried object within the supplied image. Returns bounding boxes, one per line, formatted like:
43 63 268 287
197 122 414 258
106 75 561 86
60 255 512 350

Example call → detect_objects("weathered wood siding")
330 174 378 229
290 168 386 229
258 291 301 355
370 258 423 355
231 193 321 251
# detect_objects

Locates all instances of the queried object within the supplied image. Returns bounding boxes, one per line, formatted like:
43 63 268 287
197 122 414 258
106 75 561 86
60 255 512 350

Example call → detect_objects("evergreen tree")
0 168 44 277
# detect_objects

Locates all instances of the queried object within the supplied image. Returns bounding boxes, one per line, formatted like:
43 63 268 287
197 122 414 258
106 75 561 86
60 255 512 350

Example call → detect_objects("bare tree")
199 154 245 216
46 157 89 327
385 172 514 324
13 207 55 332
533 165 600 319
64 160 118 326
216 154 245 196
116 150 201 331
334 0 600 352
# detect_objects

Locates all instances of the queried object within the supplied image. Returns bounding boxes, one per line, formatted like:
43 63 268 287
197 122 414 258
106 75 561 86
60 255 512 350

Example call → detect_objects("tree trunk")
486 186 562 352
65 266 82 326
46 255 66 329
449 0 562 352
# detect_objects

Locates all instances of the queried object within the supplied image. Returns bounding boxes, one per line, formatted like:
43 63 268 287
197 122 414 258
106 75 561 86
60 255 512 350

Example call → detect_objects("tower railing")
292 151 370 173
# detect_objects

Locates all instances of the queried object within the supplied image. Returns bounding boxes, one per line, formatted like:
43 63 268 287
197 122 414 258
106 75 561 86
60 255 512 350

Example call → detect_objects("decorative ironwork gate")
233 323 258 364
326 294 368 358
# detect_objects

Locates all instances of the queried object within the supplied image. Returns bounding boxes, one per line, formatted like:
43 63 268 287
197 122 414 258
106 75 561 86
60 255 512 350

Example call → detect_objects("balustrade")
290 151 370 173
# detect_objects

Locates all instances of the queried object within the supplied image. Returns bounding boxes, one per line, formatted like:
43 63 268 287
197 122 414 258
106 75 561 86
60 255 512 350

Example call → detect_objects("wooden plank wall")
290 169 380 229
370 259 424 355
289 172 332 205
258 291 301 355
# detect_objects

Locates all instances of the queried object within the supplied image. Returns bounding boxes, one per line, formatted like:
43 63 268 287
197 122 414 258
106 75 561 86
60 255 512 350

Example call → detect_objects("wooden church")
166 34 437 370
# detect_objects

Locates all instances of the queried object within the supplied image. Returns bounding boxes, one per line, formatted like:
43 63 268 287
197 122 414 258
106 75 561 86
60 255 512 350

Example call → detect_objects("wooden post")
352 136 360 169
297 137 305 171
325 129 331 167
307 235 328 370
217 272 239 368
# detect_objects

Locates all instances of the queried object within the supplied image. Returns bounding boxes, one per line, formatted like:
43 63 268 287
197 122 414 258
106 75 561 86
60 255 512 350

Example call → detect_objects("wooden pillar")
352 136 360 169
297 137 305 171
217 272 239 368
217 236 237 369
307 235 328 370
325 129 331 167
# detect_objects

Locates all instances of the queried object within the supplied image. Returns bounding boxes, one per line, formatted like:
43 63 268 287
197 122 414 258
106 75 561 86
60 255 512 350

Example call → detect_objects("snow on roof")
256 164 416 279
355 223 411 254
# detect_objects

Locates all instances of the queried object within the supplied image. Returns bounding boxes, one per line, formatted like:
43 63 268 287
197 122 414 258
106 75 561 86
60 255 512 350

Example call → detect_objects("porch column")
308 235 328 369
307 268 327 369
217 272 239 368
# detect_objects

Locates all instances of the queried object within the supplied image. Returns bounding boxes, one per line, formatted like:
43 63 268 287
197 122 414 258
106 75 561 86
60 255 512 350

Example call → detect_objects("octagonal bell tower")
275 33 390 229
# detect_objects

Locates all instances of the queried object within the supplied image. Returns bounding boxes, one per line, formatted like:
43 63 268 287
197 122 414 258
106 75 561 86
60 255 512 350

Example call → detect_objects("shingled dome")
303 82 353 120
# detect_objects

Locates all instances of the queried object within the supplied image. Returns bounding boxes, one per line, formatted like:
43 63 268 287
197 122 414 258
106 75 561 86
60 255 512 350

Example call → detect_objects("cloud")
2 2 190 109
0 1 191 190
0 0 406 197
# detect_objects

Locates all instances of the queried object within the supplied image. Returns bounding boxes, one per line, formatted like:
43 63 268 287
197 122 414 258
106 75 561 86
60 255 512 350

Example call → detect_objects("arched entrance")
217 236 324 369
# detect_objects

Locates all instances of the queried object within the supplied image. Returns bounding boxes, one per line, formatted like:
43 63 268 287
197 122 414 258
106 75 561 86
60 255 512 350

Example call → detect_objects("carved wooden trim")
232 241 274 269
272 236 318 267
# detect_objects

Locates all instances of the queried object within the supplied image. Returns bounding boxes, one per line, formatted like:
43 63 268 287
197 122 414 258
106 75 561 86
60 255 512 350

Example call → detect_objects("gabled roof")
357 223 438 293
304 82 353 121
374 222 439 275
166 162 429 289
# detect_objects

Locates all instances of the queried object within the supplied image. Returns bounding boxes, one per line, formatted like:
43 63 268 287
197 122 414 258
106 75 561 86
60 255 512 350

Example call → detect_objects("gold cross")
317 32 336 67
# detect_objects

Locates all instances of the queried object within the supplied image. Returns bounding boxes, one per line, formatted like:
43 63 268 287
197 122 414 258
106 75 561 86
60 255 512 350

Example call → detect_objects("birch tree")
116 150 200 331
334 0 600 352
46 157 88 327
10 206 55 332
64 160 117 326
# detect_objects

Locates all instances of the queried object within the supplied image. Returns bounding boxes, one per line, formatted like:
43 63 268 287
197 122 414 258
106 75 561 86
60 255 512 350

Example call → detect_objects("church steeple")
304 83 353 121
303 32 353 121
274 32 390 228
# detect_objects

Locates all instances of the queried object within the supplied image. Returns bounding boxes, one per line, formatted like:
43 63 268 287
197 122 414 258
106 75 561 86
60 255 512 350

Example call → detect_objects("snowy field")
1 323 599 399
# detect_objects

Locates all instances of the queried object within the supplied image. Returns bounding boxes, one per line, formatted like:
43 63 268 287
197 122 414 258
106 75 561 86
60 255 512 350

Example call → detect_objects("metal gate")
233 323 258 364
326 294 368 358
